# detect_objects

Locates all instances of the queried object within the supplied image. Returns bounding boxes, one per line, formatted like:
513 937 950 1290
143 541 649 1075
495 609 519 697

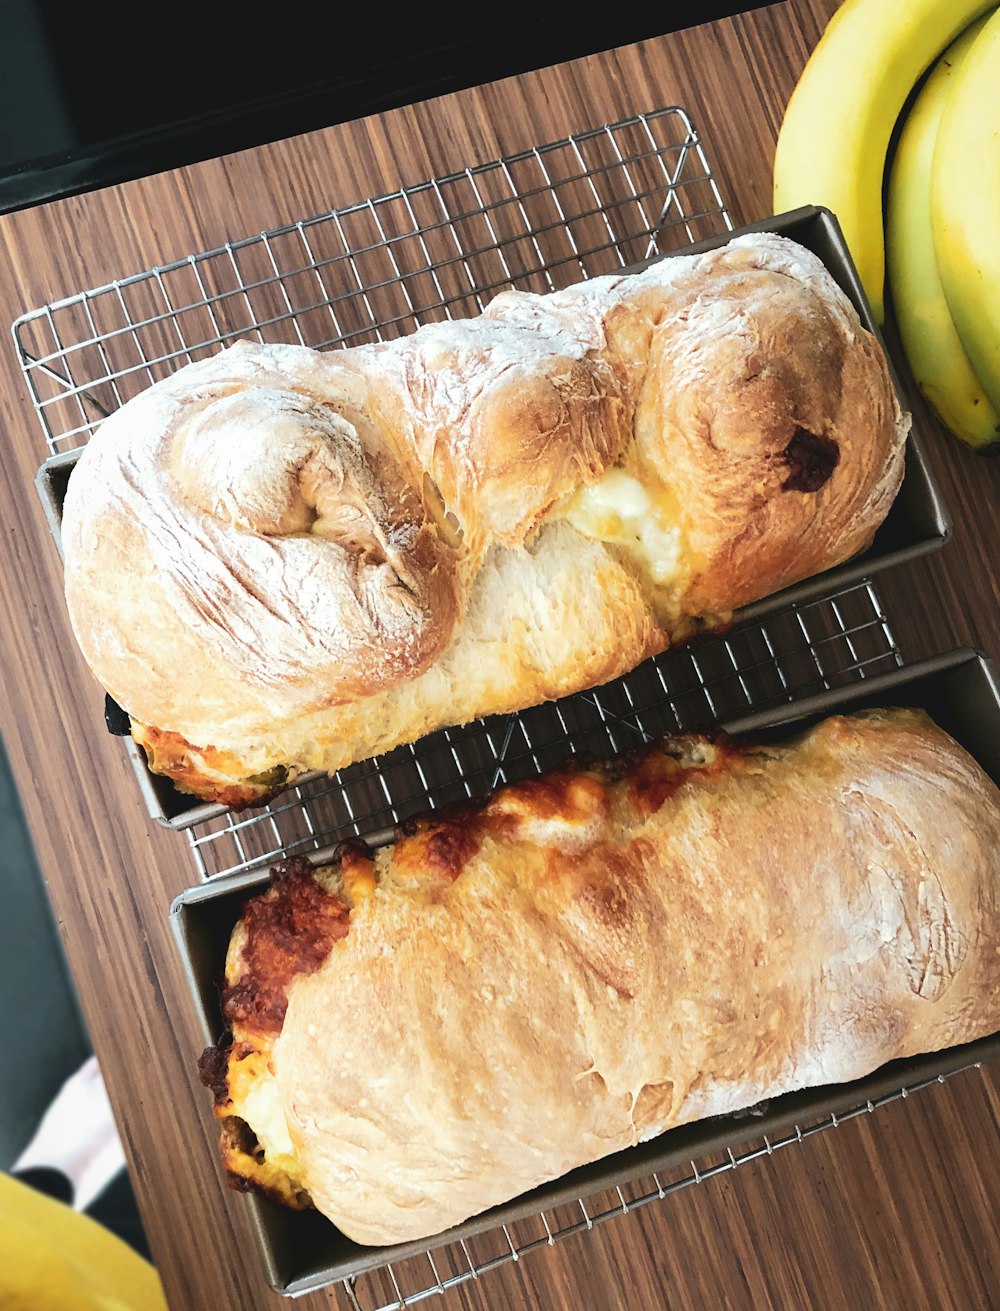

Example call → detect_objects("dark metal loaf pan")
168 646 999 1297
37 204 951 829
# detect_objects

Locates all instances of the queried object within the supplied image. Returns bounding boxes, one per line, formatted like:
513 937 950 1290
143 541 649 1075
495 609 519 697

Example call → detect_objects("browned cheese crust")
202 709 1000 1243
61 233 909 805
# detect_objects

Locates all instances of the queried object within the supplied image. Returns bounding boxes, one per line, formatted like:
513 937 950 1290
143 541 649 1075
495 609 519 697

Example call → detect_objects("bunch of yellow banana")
774 0 1000 453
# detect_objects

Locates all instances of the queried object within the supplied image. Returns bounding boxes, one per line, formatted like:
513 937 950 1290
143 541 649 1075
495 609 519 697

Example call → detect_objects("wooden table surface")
1 2 998 1308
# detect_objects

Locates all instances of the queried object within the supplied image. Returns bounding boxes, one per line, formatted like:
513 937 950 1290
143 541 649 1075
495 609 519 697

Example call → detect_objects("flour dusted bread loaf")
199 708 1000 1246
62 232 909 806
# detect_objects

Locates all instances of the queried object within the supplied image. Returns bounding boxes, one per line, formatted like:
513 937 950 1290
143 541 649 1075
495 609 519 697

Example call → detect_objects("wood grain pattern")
0 3 997 1308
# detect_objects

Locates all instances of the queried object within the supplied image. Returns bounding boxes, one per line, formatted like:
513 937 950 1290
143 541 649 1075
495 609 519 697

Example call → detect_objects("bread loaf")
62 232 909 806
199 708 1000 1246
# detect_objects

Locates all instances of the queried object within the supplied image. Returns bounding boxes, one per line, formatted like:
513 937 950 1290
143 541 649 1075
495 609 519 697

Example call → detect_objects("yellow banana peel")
774 0 995 326
886 12 1000 451
931 7 1000 421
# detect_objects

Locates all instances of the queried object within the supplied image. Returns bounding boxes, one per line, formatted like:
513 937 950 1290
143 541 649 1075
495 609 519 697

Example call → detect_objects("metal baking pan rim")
35 203 951 830
168 645 999 1295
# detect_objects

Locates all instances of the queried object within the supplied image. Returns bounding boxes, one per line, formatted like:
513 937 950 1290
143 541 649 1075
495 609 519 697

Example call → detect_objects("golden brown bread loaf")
199 708 1000 1246
62 232 909 806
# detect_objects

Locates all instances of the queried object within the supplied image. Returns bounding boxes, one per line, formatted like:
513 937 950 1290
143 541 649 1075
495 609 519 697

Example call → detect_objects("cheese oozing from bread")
562 467 685 587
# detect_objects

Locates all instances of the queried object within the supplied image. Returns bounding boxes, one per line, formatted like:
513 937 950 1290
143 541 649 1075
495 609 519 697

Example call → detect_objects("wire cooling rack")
12 104 927 1307
14 106 730 454
14 104 904 876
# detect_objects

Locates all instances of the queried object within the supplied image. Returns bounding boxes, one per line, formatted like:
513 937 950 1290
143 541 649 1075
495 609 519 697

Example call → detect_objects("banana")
931 7 1000 418
773 0 995 326
886 13 1000 451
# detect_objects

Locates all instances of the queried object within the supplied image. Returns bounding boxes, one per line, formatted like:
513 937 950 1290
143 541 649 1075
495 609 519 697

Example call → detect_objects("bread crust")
204 709 1000 1245
62 233 909 803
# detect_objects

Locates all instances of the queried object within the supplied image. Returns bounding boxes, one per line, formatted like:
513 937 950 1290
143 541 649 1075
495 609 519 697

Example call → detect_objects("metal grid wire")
186 579 902 880
340 1062 983 1311
12 103 921 1306
13 106 730 454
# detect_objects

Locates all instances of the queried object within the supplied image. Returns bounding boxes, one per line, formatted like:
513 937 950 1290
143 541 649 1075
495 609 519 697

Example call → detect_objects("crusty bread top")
205 708 1000 1245
62 232 907 755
